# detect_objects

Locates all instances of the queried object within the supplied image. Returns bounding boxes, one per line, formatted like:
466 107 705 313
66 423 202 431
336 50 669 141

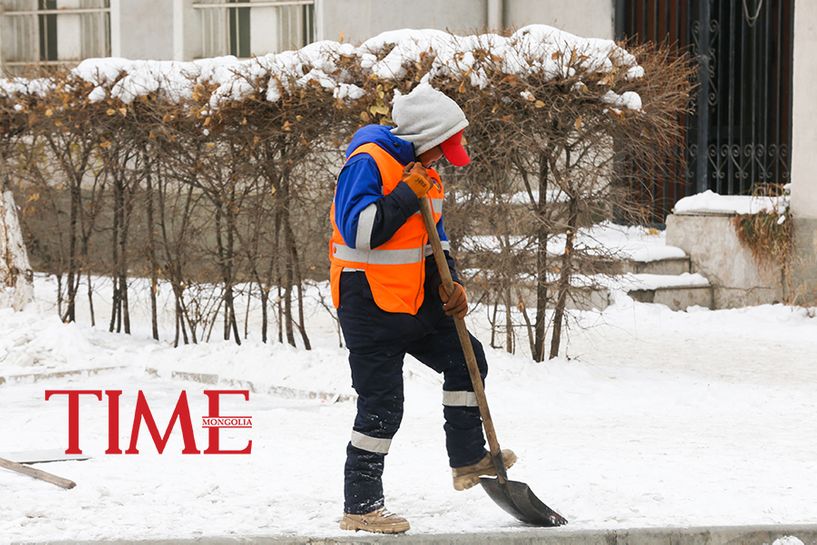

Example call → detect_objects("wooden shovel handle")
419 196 508 483
0 456 76 489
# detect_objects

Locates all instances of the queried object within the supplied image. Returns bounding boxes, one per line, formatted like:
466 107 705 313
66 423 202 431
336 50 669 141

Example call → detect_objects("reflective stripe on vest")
332 243 424 265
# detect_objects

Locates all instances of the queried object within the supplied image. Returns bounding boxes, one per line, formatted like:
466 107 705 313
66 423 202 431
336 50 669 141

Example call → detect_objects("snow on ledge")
461 222 687 263
673 190 788 216
618 272 710 291
576 272 710 291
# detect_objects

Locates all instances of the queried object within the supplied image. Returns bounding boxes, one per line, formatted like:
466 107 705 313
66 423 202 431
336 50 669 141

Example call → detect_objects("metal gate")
615 0 793 216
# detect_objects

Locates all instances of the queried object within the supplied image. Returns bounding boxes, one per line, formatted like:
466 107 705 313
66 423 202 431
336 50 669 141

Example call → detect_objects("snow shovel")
0 456 76 489
419 196 567 527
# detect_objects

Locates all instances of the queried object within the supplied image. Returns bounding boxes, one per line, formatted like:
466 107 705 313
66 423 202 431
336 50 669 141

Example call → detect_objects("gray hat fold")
390 82 469 156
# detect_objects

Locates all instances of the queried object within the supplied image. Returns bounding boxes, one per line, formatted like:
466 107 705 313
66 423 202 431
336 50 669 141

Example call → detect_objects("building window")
0 0 110 76
195 1 316 59
38 0 58 61
228 0 251 58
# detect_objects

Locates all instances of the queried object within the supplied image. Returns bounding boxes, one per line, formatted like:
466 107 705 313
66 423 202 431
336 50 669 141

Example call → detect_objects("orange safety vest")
329 142 444 315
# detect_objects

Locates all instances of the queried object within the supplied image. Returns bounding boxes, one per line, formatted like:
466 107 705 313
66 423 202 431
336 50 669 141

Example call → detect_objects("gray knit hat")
391 82 469 156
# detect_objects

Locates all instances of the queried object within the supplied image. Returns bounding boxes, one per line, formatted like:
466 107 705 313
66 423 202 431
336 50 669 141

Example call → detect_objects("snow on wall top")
2 25 643 111
673 190 789 216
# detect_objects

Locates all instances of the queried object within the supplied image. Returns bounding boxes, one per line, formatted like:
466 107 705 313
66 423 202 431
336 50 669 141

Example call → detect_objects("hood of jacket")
345 124 415 165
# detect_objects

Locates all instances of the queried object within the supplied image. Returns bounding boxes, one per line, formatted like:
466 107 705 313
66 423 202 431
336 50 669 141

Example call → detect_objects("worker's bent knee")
469 333 488 379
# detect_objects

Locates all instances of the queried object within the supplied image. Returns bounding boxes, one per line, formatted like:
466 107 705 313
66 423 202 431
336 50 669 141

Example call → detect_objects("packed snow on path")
1 275 817 543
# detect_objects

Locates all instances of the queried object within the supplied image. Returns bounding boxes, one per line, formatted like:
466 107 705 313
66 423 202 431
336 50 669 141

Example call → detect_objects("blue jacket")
334 124 458 281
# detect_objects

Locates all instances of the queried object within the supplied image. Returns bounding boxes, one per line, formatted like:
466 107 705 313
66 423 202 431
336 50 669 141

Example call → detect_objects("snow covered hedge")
3 25 644 109
0 26 692 353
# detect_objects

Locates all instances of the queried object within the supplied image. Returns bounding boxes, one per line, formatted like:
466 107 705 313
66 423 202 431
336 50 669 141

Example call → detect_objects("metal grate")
616 0 793 217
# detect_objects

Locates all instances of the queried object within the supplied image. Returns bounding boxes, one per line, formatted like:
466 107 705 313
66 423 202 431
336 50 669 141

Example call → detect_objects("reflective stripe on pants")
442 390 478 407
350 430 392 454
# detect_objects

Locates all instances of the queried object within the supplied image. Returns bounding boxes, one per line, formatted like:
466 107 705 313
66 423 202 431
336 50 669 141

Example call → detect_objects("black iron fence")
616 0 793 218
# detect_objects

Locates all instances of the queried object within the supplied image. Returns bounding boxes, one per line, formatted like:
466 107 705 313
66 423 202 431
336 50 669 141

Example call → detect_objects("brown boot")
339 507 410 534
452 449 517 491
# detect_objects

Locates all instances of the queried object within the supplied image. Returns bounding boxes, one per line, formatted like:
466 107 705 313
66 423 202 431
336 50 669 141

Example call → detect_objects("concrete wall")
319 0 615 44
790 0 817 304
666 213 786 309
319 0 488 44
172 0 203 60
504 0 614 39
114 0 174 60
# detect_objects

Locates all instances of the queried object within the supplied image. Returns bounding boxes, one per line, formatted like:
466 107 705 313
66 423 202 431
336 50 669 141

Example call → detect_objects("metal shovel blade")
480 477 568 527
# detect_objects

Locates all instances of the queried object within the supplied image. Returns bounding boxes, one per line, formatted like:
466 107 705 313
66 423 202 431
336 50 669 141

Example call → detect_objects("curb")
22 524 817 545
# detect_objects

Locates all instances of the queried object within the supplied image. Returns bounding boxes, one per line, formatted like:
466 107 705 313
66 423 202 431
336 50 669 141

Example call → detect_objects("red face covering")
439 130 470 166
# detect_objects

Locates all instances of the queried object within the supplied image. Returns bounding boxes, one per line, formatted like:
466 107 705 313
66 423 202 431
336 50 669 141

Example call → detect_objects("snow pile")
462 222 686 263
62 25 642 109
0 77 54 98
673 190 789 216
770 537 806 545
601 88 642 110
550 221 686 262
359 25 641 89
614 272 709 290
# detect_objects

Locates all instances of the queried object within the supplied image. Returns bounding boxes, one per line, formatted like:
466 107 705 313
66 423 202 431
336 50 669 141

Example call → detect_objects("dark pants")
337 270 488 514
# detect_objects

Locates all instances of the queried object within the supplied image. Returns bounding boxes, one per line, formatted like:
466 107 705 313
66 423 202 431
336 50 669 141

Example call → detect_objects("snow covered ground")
1 275 817 543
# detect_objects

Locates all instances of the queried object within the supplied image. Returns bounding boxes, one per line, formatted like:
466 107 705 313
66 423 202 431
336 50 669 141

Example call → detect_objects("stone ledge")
25 524 817 545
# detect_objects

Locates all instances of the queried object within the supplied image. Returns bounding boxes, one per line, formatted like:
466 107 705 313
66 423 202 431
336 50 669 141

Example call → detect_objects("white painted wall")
116 0 174 60
172 0 202 60
791 0 817 220
505 0 614 39
319 0 488 44
318 0 615 43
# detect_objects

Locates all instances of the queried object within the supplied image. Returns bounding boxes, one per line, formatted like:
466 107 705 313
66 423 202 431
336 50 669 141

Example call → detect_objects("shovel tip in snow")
480 477 568 527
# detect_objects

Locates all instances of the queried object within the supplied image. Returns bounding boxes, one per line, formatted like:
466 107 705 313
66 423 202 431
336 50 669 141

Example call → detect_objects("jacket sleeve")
335 153 420 250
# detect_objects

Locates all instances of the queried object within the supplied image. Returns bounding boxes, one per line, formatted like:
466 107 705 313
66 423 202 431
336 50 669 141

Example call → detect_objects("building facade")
0 0 813 300
0 0 615 70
